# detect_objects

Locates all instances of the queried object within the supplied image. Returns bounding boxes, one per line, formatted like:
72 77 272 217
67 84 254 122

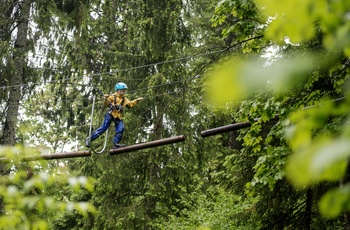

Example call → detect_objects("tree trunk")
2 0 31 145
305 188 312 230
0 0 31 215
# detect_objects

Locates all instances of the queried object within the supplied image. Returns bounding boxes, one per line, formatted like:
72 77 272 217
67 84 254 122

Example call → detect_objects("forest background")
1 0 350 229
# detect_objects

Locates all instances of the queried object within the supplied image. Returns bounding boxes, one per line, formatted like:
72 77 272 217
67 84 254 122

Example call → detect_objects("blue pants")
90 113 124 144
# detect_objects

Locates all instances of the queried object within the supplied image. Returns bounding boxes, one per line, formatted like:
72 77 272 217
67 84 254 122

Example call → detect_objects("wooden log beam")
110 135 186 155
201 115 279 138
0 135 186 162
200 122 252 138
0 150 92 163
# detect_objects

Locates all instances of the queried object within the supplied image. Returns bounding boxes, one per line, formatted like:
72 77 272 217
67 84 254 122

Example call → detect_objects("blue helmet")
115 82 128 91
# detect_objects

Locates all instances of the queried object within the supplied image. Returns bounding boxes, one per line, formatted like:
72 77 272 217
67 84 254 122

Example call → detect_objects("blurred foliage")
0 145 96 230
206 0 350 221
205 52 330 104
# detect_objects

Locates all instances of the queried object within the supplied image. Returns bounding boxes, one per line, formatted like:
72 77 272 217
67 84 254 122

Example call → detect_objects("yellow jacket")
104 93 139 119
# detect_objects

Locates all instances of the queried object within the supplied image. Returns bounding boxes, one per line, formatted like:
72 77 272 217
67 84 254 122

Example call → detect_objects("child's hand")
136 97 144 101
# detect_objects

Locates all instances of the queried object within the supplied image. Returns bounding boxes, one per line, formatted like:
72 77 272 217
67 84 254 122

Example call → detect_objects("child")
86 82 144 149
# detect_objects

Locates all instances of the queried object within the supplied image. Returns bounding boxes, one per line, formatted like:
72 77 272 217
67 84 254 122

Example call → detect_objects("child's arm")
124 97 144 108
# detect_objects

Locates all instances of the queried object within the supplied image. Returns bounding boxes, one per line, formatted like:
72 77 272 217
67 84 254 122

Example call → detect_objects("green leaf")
286 137 350 187
319 184 350 218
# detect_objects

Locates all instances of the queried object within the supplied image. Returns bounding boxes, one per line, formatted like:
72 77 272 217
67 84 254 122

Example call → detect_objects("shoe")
113 143 126 149
85 137 90 148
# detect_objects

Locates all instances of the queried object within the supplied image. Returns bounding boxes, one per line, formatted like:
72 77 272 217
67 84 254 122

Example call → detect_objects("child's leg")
114 119 125 144
90 113 113 141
